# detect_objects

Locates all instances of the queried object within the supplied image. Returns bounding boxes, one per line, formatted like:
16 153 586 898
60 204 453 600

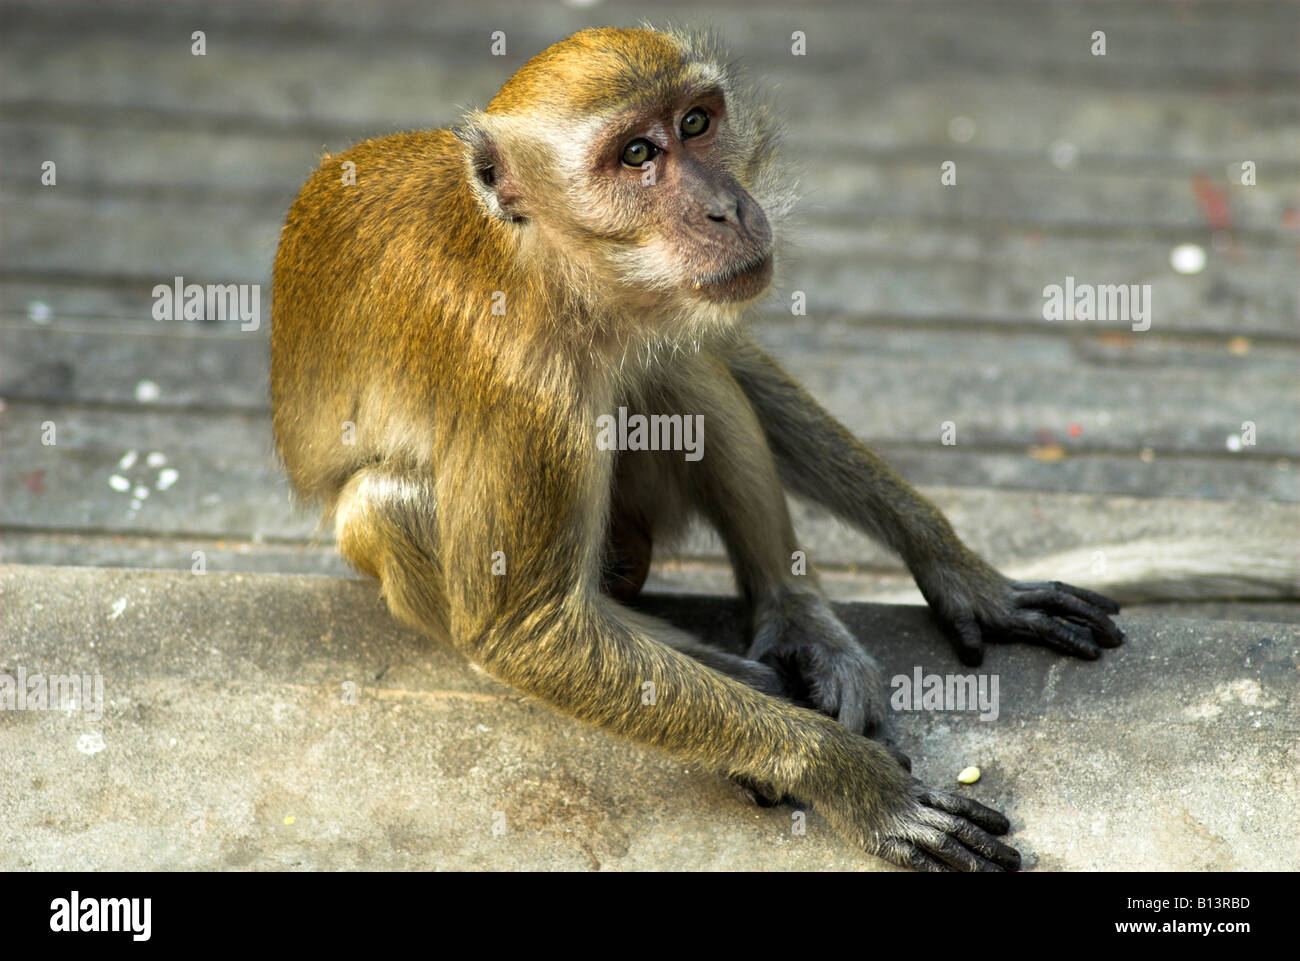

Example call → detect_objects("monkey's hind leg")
746 589 889 737
333 465 450 642
616 605 788 700
601 464 795 701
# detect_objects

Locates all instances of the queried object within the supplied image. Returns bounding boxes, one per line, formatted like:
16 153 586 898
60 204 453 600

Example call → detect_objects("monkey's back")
271 129 509 509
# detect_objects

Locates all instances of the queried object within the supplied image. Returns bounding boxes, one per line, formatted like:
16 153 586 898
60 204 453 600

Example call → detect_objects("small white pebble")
156 468 180 490
1170 243 1207 274
132 485 149 500
948 116 976 143
1049 139 1078 170
146 451 167 468
28 301 52 324
135 380 161 402
108 474 130 492
1226 434 1243 452
957 765 982 784
118 449 138 470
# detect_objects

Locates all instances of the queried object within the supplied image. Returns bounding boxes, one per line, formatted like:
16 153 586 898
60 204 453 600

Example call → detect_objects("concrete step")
1 564 1294 870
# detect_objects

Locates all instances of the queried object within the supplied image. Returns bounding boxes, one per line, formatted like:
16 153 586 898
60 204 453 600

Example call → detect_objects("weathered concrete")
1 564 1295 870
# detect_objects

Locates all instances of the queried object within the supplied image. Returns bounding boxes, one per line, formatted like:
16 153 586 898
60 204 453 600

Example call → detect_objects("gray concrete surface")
2 564 1295 870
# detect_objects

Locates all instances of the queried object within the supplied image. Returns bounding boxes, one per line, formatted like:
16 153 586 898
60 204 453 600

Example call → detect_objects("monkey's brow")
612 82 726 125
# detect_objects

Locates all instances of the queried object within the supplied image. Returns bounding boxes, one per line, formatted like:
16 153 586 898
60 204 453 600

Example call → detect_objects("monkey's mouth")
689 252 774 303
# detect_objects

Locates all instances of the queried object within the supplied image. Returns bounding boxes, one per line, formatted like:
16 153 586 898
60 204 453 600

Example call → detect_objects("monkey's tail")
872 537 1300 605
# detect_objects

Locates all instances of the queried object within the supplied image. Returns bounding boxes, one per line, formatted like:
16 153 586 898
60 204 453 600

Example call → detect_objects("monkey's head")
456 28 788 313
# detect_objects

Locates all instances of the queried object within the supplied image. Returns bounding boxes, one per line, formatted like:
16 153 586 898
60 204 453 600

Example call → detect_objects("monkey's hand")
915 555 1124 667
811 735 1022 872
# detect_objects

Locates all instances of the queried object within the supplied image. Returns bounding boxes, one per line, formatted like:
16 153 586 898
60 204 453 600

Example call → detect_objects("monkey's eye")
620 138 659 168
680 108 709 138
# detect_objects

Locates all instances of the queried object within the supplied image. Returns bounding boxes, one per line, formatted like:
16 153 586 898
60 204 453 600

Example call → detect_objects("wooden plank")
4 74 1297 161
1 379 1294 553
3 121 1293 230
2 408 1294 572
4 193 1295 336
779 220 1298 337
5 219 1297 339
0 529 354 577
6 161 1291 254
3 1 1296 87
4 530 1299 622
3 397 1293 533
800 165 1295 239
4 323 1296 453
1 324 270 410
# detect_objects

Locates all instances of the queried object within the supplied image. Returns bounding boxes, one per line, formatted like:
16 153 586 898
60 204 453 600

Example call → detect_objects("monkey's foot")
747 591 888 735
810 736 1021 872
871 783 1022 872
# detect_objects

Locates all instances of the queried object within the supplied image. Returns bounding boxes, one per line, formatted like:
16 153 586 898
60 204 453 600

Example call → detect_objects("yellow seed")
1028 444 1066 462
957 766 981 785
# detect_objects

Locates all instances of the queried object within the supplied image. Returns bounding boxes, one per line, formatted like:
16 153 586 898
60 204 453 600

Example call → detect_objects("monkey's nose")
705 194 741 225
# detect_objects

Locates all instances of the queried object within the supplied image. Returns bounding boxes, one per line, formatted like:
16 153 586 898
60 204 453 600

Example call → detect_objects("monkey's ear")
455 116 524 223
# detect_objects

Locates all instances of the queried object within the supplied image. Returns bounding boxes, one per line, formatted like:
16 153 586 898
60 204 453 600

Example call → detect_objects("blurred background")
1 0 1297 610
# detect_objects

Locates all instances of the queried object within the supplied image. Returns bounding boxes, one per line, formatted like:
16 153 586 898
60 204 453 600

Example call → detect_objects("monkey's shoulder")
308 129 465 193
285 127 499 275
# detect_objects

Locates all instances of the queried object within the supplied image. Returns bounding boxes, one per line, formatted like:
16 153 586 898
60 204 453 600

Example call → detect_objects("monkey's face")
460 29 783 313
575 90 775 306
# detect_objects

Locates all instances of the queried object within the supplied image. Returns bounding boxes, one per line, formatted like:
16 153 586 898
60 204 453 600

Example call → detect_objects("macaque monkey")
271 27 1124 871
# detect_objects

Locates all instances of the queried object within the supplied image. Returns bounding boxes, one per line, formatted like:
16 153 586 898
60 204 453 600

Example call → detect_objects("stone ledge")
1 564 1295 870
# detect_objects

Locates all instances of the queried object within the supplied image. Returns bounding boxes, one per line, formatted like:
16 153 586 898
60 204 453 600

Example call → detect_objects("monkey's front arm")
909 556 1124 667
724 340 1124 666
429 401 1019 871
